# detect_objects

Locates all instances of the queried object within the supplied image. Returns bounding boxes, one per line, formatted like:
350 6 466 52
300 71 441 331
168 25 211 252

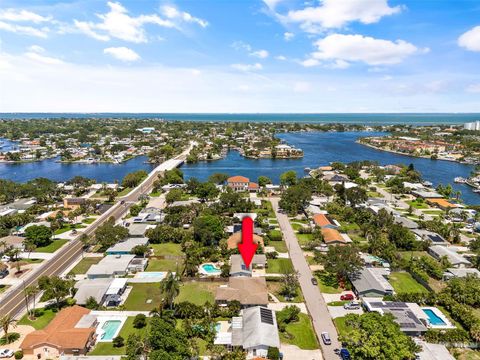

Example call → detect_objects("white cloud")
276 55 287 60
231 63 263 72
24 47 63 65
250 49 269 58
284 32 294 41
232 41 269 58
0 20 49 37
161 5 208 28
0 9 51 23
104 47 140 62
74 1 177 43
263 0 284 10
466 83 480 93
458 26 480 52
307 33 419 66
285 0 402 31
300 58 320 67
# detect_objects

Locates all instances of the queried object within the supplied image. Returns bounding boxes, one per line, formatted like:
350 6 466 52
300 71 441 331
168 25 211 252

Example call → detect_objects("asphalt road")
0 147 192 318
270 197 340 360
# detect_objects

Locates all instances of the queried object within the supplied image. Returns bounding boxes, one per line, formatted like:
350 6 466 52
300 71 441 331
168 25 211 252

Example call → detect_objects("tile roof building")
21 305 96 357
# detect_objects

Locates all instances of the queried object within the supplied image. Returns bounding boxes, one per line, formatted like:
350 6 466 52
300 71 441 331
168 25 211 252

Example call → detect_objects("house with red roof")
227 176 259 192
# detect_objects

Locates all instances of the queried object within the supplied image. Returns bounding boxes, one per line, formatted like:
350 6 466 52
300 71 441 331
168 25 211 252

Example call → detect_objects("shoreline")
356 140 466 164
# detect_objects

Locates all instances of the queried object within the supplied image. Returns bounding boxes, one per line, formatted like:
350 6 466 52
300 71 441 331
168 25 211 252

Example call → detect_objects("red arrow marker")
238 216 258 268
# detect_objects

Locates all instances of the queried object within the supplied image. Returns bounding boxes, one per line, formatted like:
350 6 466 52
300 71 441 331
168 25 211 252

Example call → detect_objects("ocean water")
1 113 480 125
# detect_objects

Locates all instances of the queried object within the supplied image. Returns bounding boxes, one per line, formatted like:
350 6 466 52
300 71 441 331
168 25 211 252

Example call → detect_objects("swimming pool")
101 320 122 341
422 309 446 326
201 263 221 275
137 271 167 278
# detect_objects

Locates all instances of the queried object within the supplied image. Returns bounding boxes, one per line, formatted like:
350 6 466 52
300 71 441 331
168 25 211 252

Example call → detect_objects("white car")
1 255 11 262
0 349 14 358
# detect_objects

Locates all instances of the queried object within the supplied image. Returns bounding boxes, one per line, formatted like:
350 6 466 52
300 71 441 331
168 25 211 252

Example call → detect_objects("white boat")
454 177 467 183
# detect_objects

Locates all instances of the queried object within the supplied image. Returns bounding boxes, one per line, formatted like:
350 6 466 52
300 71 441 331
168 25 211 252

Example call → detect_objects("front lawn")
267 280 304 303
117 187 132 197
89 316 149 355
389 272 428 294
315 271 343 294
68 257 102 275
175 281 221 306
406 200 429 209
18 307 57 330
146 258 183 272
267 258 294 274
269 240 288 253
123 283 163 311
279 313 319 350
54 224 86 235
296 233 314 247
150 243 183 256
35 239 68 253
334 316 350 337
82 217 96 224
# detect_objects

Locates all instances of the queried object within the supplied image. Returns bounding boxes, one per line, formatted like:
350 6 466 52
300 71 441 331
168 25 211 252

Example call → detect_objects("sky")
0 0 479 113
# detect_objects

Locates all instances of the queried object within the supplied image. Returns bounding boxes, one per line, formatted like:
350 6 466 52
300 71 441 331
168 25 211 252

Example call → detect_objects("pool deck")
420 306 455 329
198 262 222 276
94 314 128 342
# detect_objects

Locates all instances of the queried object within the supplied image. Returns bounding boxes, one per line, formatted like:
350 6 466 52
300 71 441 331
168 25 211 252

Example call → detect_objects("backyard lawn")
18 307 57 330
150 243 183 256
267 258 294 274
35 239 68 253
389 272 428 294
279 313 319 350
68 257 102 275
123 283 163 311
175 281 221 306
146 258 183 272
89 317 149 355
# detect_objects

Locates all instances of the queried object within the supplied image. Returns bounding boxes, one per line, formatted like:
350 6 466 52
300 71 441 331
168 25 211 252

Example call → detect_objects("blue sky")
0 0 479 112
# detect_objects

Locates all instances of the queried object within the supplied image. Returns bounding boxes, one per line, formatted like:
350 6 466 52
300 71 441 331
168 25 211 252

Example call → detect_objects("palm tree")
24 240 36 259
0 315 17 344
159 271 180 309
0 240 7 254
25 285 39 319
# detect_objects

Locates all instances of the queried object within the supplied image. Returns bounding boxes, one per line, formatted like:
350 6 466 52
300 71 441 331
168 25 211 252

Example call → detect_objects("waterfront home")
350 267 394 298
227 176 259 192
86 254 146 279
106 237 149 255
321 228 347 245
229 254 266 277
74 278 127 306
20 305 96 357
443 268 480 280
313 213 338 229
411 190 443 199
215 277 268 307
428 245 471 268
362 298 427 336
214 306 280 359
426 198 458 210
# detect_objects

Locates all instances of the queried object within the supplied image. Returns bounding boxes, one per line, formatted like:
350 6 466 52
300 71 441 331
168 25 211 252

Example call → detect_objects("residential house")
393 216 419 229
64 197 87 209
74 278 127 307
214 306 280 359
227 232 264 250
127 223 154 238
313 214 338 229
86 255 146 279
321 228 347 245
443 268 480 280
20 305 96 357
0 235 25 251
412 229 448 245
411 190 443 199
229 254 266 277
106 238 149 255
428 245 471 268
227 176 259 192
362 298 427 336
350 267 394 298
426 198 458 210
215 277 268 307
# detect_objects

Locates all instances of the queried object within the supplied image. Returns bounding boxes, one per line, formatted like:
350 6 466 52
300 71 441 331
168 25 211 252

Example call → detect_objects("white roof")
106 278 127 295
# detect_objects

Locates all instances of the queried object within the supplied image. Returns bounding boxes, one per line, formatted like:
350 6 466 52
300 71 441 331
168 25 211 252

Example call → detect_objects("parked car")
0 349 14 358
321 332 331 345
311 277 318 285
0 268 9 279
1 255 11 262
340 293 355 301
343 301 360 310
340 348 351 360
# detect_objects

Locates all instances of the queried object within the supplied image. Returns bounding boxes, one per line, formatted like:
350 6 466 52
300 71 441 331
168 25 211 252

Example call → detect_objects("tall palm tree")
0 240 7 254
0 315 17 344
24 240 36 259
159 271 180 309
25 285 39 319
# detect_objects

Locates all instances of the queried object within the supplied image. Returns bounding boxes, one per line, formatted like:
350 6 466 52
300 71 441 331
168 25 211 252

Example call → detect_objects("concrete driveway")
328 306 364 319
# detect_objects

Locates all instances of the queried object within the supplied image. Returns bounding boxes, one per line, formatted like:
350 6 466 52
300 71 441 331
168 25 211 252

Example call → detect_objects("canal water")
0 132 477 204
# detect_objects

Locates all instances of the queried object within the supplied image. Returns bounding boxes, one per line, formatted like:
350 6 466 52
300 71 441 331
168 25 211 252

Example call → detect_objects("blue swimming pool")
422 309 446 326
137 271 166 278
101 320 122 340
201 263 221 274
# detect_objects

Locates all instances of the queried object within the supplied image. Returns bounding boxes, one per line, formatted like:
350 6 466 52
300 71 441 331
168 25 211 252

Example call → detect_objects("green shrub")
112 336 124 348
14 351 23 359
133 314 147 329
